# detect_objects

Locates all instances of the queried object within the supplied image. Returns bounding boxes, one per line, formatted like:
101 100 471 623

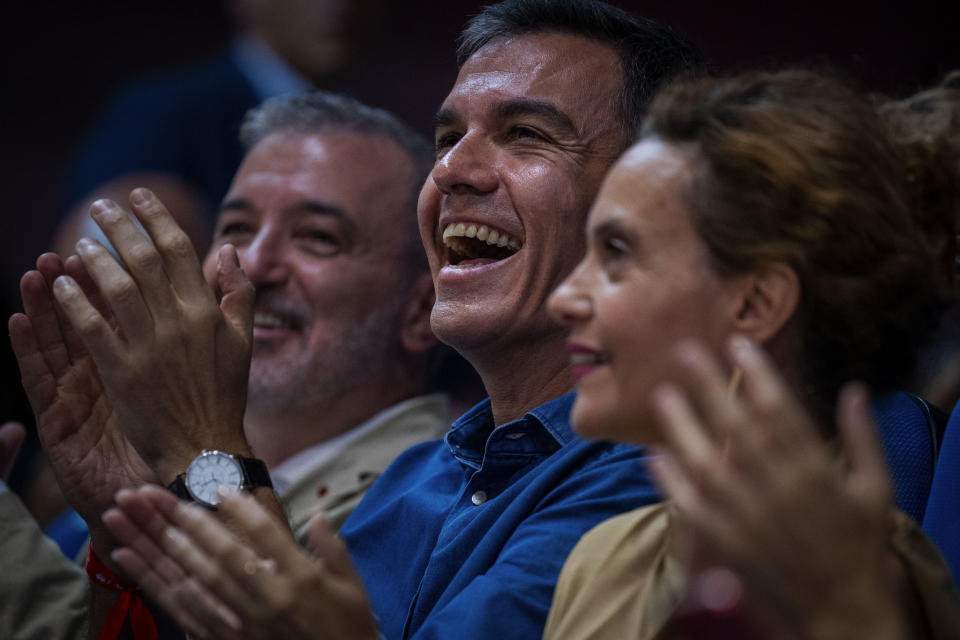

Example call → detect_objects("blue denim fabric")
341 392 659 640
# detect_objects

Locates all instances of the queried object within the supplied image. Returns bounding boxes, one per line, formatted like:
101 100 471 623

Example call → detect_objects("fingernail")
74 237 95 254
90 199 113 216
675 340 702 365
52 275 77 294
651 384 680 410
165 526 188 548
178 502 204 520
217 485 240 501
130 188 150 206
729 334 753 353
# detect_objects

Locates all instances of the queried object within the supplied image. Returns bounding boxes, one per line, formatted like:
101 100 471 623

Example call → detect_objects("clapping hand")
648 336 909 640
49 189 255 484
9 252 157 554
103 485 379 640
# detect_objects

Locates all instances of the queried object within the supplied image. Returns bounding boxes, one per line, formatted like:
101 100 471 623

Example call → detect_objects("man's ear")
400 271 438 354
731 262 800 344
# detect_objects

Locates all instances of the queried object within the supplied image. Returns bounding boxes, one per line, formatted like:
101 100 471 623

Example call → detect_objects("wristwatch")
166 450 273 508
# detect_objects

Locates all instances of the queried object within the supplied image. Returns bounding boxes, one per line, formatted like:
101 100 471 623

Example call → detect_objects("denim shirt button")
505 432 526 440
471 490 487 505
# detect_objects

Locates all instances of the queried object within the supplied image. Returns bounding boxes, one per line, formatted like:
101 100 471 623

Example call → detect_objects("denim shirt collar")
444 392 577 471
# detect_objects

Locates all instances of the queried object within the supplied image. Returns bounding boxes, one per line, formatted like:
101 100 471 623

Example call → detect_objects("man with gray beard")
1 91 449 638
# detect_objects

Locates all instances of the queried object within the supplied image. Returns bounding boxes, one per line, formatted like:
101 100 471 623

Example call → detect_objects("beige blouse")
544 503 960 639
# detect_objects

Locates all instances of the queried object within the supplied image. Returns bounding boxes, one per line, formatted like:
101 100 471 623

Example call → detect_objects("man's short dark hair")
458 0 708 145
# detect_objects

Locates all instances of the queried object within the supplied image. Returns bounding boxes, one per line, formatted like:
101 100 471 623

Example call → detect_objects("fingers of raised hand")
19 267 72 377
9 311 58 416
112 544 235 640
728 335 818 451
647 451 747 569
168 499 277 611
672 340 745 439
127 188 213 307
71 238 149 347
651 383 720 481
217 491 300 574
105 489 188 586
88 199 177 321
171 577 243 640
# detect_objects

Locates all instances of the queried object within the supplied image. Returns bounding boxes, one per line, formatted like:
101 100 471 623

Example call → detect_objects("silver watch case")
183 450 244 508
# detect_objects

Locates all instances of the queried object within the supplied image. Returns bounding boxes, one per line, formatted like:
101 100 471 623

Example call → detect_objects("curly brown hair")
644 70 952 425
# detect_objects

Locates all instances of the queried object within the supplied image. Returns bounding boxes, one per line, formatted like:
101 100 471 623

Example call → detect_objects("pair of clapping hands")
9 190 378 639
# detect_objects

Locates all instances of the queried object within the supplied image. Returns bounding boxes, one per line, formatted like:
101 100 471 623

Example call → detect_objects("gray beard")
244 302 404 417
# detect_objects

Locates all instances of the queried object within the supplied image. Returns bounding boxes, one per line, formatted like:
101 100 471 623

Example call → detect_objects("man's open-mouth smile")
441 221 523 268
252 305 304 340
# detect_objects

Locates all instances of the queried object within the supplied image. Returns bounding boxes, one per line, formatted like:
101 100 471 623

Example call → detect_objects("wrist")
155 437 254 486
85 541 131 591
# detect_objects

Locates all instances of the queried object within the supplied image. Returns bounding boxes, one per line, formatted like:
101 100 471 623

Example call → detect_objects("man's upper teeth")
442 223 522 251
254 312 290 329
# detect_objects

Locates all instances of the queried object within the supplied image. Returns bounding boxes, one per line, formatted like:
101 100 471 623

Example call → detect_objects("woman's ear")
400 271 438 355
731 262 800 344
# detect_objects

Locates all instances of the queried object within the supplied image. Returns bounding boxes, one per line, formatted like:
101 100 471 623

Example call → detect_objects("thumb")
0 421 27 481
217 244 254 340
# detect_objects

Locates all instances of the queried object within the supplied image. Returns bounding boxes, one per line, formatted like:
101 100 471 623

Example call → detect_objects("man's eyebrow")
220 196 254 212
432 99 579 138
496 99 579 137
219 198 356 233
433 107 458 131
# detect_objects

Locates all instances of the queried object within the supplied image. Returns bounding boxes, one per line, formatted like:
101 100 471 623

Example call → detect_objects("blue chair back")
873 392 947 523
923 402 960 582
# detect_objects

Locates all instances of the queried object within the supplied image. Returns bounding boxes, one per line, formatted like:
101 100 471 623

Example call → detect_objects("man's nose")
431 132 499 196
238 228 290 285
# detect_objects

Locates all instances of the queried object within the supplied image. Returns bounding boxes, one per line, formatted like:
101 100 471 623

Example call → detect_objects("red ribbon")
86 546 158 640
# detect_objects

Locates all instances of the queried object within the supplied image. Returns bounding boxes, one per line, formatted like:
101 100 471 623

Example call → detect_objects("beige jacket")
544 503 960 640
282 393 449 542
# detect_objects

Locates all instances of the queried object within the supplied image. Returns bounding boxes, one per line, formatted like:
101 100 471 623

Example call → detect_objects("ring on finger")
243 558 276 576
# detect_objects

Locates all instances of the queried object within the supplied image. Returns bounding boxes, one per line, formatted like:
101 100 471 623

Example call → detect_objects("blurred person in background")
54 0 382 258
880 72 960 412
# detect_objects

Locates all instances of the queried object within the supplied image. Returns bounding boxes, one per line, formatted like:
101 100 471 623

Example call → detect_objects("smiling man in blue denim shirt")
338 2 708 638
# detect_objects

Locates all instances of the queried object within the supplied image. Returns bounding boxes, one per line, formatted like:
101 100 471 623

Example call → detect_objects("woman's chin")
571 401 653 446
571 402 620 442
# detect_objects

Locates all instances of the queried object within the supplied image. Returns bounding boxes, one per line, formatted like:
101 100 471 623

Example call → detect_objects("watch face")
184 451 243 507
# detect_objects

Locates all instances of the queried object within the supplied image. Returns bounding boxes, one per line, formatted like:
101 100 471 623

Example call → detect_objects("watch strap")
166 474 191 501
237 456 273 491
